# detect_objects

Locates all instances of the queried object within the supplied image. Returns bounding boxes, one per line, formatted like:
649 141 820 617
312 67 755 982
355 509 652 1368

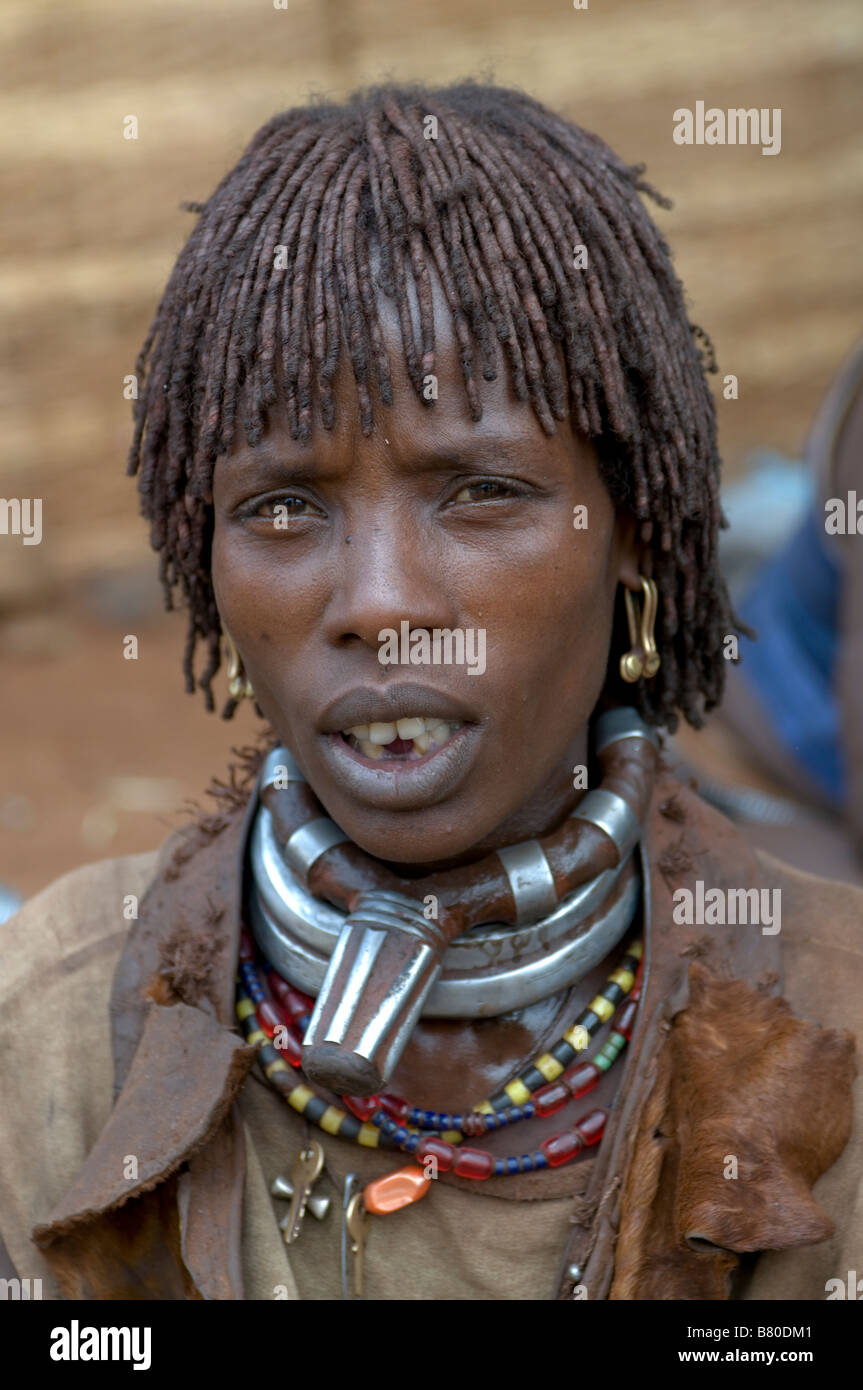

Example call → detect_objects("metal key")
340 1174 360 1299
281 1140 325 1245
345 1191 371 1298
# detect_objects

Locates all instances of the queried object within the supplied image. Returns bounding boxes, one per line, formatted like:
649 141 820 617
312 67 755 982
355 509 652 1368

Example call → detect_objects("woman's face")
212 289 640 867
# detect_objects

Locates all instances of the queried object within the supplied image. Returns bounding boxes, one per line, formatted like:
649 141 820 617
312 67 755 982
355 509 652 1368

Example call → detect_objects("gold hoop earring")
223 634 255 702
619 577 661 683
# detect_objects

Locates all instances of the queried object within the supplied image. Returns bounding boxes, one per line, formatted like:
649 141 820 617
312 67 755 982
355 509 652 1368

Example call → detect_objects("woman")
2 80 861 1302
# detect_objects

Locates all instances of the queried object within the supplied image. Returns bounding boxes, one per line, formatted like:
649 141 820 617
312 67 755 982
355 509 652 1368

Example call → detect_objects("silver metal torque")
593 707 661 755
260 747 307 787
570 789 641 862
250 802 635 1009
248 839 640 1019
283 817 350 885
302 891 446 1092
496 840 558 925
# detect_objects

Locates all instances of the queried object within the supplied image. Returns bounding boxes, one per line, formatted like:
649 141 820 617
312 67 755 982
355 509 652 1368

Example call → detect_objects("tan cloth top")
1 840 862 1301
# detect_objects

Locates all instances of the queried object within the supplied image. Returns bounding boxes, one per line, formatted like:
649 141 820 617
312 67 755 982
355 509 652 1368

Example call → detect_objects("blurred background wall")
2 0 862 897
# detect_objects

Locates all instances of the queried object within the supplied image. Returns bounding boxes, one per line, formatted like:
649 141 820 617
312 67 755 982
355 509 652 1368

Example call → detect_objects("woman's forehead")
223 347 587 475
224 270 578 467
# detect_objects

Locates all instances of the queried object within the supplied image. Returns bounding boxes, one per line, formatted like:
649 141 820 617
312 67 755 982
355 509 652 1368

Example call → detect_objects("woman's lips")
316 721 481 810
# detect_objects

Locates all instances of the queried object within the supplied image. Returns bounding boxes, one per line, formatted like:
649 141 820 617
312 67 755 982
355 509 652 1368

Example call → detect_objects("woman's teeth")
342 716 460 760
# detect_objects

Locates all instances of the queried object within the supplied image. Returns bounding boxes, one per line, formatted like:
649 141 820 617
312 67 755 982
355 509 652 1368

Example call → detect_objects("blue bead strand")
406 1102 537 1133
373 1108 550 1176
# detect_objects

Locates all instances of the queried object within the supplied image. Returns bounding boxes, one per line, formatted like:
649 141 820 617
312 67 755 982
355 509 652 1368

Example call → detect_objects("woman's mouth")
339 716 462 762
316 714 480 811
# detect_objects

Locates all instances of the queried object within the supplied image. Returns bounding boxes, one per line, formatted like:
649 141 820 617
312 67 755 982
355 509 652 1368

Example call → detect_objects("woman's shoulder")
1 847 162 994
0 845 168 1107
0 845 164 1292
749 849 863 1039
753 847 863 951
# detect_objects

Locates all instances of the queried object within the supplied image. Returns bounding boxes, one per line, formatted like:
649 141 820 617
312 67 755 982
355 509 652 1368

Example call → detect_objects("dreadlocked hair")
127 78 740 730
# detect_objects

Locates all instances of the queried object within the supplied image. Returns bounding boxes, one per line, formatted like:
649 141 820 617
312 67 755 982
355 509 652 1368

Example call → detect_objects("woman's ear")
614 512 644 590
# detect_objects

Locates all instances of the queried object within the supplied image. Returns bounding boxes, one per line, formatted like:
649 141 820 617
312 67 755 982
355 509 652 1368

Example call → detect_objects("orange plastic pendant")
364 1164 431 1215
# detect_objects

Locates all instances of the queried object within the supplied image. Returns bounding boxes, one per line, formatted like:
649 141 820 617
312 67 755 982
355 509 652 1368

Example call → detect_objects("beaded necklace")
235 930 643 1183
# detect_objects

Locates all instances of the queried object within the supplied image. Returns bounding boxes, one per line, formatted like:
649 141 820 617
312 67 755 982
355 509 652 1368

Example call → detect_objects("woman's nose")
321 519 458 651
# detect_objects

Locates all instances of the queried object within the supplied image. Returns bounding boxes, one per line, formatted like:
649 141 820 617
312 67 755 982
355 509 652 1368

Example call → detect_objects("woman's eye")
249 495 317 520
451 479 517 504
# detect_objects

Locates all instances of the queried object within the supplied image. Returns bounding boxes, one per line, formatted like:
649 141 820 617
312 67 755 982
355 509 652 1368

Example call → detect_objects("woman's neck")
381 725 590 878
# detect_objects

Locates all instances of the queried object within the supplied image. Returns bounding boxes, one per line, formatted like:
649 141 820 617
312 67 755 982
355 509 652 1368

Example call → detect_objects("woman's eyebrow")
404 434 548 471
223 430 549 481
223 449 321 483
393 445 558 484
